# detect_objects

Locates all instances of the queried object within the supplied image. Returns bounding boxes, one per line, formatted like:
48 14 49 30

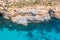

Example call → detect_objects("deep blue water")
0 17 60 40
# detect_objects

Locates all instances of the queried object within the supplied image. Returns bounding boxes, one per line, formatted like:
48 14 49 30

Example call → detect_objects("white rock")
12 15 28 26
29 9 37 14
27 16 36 21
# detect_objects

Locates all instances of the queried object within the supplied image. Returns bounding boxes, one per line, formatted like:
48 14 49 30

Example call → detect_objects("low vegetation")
1 0 59 8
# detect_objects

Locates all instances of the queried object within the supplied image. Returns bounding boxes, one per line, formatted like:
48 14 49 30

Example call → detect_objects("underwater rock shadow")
0 17 60 33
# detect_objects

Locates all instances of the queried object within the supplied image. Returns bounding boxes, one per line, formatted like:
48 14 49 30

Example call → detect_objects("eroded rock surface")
0 5 60 26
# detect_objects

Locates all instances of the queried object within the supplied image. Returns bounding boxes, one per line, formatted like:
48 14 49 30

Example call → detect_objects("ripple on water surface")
0 17 60 40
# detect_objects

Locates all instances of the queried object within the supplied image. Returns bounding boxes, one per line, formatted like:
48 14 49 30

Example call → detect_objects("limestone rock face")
9 6 51 26
0 4 60 26
11 15 28 26
51 6 60 19
53 11 60 19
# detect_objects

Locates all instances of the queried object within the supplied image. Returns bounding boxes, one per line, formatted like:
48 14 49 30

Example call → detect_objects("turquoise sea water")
0 17 60 40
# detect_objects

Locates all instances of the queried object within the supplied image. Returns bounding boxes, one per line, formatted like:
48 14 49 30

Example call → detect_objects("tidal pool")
0 17 60 40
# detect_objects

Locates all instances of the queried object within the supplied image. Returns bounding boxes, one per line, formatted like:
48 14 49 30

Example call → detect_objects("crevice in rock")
48 8 55 17
0 12 3 17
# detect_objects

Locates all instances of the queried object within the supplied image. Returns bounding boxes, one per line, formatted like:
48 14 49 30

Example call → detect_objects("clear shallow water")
0 17 60 40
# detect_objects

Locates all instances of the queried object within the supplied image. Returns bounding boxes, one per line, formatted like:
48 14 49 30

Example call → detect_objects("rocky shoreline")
0 5 60 26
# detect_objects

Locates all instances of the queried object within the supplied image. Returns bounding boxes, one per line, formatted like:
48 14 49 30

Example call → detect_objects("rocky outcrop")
0 5 60 26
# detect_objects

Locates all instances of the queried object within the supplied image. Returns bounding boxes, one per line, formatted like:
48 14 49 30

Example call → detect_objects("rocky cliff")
0 0 60 26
